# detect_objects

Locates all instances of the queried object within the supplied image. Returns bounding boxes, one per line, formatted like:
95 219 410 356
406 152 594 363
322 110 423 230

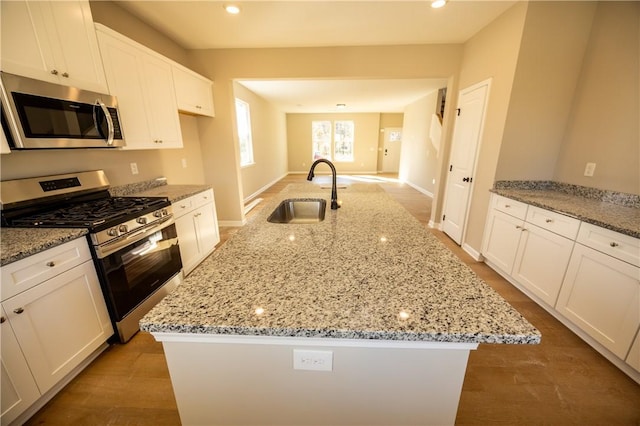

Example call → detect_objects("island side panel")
158 337 476 426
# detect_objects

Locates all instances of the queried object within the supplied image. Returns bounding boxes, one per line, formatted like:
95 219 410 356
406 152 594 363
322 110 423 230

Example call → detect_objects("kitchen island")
141 182 540 425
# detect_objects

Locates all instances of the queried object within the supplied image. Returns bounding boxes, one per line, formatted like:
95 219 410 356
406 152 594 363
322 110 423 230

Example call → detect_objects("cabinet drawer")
493 194 528 220
577 222 640 267
1 238 91 301
193 189 214 209
173 197 194 218
172 189 214 218
526 206 580 239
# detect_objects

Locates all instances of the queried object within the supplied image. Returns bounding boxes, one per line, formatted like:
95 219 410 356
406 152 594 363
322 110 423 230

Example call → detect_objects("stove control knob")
163 208 169 216
153 210 163 218
107 228 118 237
119 225 128 233
137 217 148 225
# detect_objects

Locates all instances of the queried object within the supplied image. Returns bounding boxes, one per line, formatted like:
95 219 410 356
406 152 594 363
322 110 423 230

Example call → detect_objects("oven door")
94 221 182 322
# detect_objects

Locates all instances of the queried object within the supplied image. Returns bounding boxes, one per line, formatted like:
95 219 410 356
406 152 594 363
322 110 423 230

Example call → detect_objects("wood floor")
24 174 639 425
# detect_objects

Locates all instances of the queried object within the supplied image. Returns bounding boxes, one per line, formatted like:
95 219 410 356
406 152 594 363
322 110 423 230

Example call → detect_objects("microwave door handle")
94 100 115 146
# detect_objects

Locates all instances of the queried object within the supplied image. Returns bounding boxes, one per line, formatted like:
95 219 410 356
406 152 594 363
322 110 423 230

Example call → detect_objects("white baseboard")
404 181 434 198
428 220 442 230
462 243 483 261
218 219 246 227
243 173 288 203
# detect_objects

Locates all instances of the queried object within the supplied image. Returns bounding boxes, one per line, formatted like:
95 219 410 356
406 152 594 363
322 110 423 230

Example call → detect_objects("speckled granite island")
141 182 540 426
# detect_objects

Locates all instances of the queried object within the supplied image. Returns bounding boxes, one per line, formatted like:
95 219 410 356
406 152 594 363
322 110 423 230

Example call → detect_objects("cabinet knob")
0 316 5 324
196 105 202 109
505 204 511 208
46 261 56 267
50 69 59 75
62 72 69 78
545 219 553 223
610 242 619 247
13 307 24 314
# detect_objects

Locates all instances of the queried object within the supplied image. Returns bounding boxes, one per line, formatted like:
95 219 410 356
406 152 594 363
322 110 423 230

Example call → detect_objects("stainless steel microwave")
0 72 125 149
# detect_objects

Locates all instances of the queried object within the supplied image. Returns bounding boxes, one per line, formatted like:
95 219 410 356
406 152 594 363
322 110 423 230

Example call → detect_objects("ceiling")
115 0 517 113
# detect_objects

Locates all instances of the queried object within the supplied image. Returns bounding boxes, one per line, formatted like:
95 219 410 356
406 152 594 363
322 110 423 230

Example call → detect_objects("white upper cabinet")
0 0 108 93
172 65 215 117
96 24 183 150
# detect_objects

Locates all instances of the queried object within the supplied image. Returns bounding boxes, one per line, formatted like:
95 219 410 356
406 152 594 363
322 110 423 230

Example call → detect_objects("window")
334 121 354 162
311 120 354 162
235 99 254 166
312 121 332 160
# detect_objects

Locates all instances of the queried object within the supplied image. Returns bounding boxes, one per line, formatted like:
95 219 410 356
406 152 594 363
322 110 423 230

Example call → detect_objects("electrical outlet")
293 349 333 371
181 158 187 168
584 162 596 177
130 162 139 175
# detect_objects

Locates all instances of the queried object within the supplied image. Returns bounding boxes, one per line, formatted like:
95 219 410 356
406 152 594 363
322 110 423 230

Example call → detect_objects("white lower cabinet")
174 189 220 275
1 307 40 426
482 192 640 379
556 243 640 359
512 222 575 306
0 238 113 425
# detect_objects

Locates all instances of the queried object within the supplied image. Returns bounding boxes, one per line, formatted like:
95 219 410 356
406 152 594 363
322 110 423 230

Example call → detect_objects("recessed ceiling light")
224 4 241 14
431 0 447 9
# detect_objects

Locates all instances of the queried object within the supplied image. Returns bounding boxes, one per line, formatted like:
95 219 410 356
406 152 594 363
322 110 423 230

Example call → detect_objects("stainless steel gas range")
1 170 183 342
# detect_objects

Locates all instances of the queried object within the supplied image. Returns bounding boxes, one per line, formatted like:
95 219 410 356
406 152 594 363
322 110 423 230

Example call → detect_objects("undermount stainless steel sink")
267 198 326 223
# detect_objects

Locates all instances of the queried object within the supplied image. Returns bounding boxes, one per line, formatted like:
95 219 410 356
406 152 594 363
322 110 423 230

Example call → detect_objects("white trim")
151 332 479 350
462 243 483 261
243 198 263 214
483 258 640 385
405 181 434 198
218 219 246 227
243 172 288 203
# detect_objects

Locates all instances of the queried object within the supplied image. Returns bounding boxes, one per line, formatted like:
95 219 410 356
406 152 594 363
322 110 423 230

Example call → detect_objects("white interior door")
382 127 402 172
442 80 490 244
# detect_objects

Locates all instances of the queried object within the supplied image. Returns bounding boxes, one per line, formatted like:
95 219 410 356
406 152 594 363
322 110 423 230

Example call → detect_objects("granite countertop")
491 183 640 239
141 182 541 345
128 184 212 203
0 228 88 266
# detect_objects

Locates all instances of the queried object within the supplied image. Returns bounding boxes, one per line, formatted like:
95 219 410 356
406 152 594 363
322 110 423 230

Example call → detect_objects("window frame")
311 120 355 163
235 98 255 167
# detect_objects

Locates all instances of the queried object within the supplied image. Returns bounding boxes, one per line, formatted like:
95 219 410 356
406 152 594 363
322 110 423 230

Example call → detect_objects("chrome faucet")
307 159 340 210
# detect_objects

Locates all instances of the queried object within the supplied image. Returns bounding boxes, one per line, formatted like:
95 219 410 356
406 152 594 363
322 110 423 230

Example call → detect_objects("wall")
0 1 206 188
287 113 380 174
554 1 640 194
187 45 464 222
377 113 404 171
495 1 597 182
452 1 528 252
399 91 439 196
233 82 288 202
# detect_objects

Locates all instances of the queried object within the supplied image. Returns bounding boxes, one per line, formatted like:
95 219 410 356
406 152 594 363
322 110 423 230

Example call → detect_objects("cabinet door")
481 209 523 274
512 223 574 306
0 1 106 93
557 244 640 358
141 54 183 148
2 261 113 393
195 203 220 257
173 65 215 117
97 29 153 148
1 307 40 426
1 125 10 154
0 0 57 83
40 0 108 93
175 212 200 275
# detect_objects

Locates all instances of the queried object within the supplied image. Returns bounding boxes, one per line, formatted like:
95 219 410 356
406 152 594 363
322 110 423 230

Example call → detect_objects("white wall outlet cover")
181 158 188 168
293 349 333 371
130 162 139 175
584 162 596 177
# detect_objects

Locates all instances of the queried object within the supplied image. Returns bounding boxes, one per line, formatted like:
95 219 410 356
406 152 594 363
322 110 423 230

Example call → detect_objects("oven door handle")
95 216 174 259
